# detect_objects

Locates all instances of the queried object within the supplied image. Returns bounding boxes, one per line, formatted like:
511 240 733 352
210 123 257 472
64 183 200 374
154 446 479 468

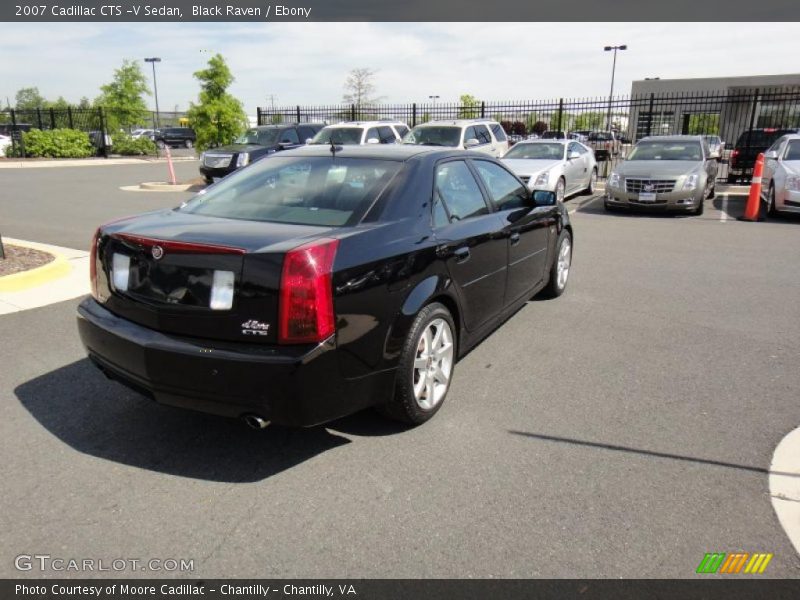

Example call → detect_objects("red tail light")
90 228 100 300
730 149 740 167
279 239 339 344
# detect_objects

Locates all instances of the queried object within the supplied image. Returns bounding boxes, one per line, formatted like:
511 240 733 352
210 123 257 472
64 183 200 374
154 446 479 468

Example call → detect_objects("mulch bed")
0 244 55 277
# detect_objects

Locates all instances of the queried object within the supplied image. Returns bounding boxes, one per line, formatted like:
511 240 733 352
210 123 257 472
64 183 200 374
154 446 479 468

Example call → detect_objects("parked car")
761 133 800 216
727 128 800 183
131 129 155 140
0 134 11 157
586 131 621 161
502 140 598 202
403 119 509 157
199 123 324 184
0 123 33 136
541 130 566 140
311 121 409 145
604 135 718 215
153 127 196 149
77 145 572 428
567 132 588 142
702 135 724 160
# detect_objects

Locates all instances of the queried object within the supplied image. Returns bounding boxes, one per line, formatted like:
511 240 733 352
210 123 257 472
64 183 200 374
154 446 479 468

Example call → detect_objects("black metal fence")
257 87 800 181
0 108 188 157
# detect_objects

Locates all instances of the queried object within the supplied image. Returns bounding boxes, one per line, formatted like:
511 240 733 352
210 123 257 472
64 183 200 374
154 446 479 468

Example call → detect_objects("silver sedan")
501 140 598 202
762 134 800 216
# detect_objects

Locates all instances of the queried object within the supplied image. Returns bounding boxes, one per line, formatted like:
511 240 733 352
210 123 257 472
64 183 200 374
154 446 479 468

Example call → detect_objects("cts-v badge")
151 245 165 260
241 320 270 336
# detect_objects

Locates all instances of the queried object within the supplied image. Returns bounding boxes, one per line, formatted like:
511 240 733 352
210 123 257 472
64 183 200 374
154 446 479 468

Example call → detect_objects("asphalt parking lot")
1 162 799 578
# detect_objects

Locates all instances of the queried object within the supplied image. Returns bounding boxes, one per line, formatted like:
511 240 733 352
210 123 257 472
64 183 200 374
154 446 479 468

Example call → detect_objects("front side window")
475 125 493 145
627 141 703 161
179 157 401 227
378 126 396 143
784 140 800 161
394 124 410 138
403 126 462 147
365 128 380 143
280 129 300 144
434 161 489 223
473 161 530 211
236 128 280 146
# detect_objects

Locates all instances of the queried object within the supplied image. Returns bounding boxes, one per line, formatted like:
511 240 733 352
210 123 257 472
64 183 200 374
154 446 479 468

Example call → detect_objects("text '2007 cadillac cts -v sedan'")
77 145 573 428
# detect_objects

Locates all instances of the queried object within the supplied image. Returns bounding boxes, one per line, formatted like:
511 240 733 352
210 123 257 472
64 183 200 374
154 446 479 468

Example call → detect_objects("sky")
1 22 799 114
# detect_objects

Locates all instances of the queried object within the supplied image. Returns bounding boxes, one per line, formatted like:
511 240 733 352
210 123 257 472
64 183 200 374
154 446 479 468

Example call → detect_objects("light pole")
429 95 440 118
603 45 626 131
144 57 162 129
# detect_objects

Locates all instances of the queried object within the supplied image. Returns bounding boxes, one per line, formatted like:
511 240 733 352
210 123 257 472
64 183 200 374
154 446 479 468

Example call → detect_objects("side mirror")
464 138 480 149
305 138 313 144
765 150 779 160
532 190 557 206
708 151 720 160
568 151 581 160
366 137 380 144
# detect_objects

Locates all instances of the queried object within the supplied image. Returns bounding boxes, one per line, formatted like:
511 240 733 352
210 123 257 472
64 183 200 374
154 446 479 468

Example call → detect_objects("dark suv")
199 123 324 183
154 127 196 149
728 127 800 182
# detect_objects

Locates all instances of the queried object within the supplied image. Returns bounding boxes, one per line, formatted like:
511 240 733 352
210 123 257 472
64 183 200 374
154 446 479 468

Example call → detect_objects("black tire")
693 198 705 216
582 168 597 195
185 139 194 149
603 199 617 212
767 185 779 217
203 176 214 185
708 182 715 200
540 229 572 299
156 140 166 149
381 303 457 425
726 174 737 184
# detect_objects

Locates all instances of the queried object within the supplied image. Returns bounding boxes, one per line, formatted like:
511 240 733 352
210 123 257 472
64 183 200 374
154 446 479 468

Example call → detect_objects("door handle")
510 232 521 246
454 247 471 263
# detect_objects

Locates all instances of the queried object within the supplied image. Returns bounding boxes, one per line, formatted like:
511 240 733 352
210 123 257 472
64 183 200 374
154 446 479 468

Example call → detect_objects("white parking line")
720 194 729 223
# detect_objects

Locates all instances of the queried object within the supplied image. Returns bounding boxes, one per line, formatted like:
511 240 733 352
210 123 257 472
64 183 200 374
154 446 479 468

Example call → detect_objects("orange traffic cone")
738 153 765 222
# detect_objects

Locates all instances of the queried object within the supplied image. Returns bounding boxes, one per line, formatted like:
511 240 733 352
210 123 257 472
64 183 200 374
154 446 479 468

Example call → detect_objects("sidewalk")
0 156 197 169
0 239 89 314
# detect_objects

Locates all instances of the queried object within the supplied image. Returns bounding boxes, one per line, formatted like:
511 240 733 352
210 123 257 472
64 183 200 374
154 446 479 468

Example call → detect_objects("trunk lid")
96 210 334 343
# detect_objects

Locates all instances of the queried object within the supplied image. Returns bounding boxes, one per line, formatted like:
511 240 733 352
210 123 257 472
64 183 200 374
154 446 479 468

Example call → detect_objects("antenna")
329 138 336 157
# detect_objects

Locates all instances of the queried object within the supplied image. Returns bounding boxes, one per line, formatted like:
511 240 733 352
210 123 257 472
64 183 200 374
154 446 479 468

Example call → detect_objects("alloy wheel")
557 236 572 290
412 318 454 410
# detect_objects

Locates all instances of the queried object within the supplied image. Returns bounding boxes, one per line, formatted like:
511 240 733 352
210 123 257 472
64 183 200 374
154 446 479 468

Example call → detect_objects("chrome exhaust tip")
243 414 270 430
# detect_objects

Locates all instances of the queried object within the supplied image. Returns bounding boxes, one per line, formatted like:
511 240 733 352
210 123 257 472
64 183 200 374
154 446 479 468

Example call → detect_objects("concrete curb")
0 238 89 315
770 426 800 557
0 157 197 169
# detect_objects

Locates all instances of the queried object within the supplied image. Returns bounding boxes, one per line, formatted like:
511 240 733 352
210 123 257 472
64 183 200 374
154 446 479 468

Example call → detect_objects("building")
627 74 800 143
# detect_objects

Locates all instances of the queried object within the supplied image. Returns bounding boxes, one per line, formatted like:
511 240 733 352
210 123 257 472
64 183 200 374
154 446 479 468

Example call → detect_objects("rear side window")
490 123 507 142
475 125 493 145
394 124 409 137
434 161 489 223
297 126 317 141
280 129 300 144
179 157 401 227
377 126 396 143
473 161 530 211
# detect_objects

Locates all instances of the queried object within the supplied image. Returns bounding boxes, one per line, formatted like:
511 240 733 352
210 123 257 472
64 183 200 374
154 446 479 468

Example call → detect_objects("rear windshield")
542 131 565 139
311 127 363 145
403 126 462 147
178 157 401 227
627 141 703 161
588 132 613 141
735 130 792 148
504 143 565 160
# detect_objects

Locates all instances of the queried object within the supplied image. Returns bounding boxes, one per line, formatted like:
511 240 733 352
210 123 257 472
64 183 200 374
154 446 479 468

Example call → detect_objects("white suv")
402 119 509 157
310 121 410 145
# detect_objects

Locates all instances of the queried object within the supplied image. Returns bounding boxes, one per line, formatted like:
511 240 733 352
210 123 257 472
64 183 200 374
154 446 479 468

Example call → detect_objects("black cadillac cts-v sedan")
77 145 573 428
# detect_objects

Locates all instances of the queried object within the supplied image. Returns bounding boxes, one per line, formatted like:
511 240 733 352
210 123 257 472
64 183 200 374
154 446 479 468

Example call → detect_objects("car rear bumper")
605 187 702 211
77 298 390 427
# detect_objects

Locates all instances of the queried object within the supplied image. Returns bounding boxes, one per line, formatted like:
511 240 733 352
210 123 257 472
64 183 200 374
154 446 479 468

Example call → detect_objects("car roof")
253 123 324 130
279 143 462 161
513 139 568 144
326 121 406 128
414 119 499 127
638 135 705 143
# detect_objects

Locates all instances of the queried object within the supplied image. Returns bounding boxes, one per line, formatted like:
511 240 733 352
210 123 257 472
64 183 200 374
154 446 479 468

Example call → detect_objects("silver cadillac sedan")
604 136 718 216
502 140 598 203
762 133 800 216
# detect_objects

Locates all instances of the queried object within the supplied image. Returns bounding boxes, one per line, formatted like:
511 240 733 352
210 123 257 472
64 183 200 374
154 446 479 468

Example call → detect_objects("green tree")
50 96 71 110
687 113 720 135
573 112 606 131
96 59 151 131
15 87 48 110
458 94 480 118
77 97 92 109
186 54 248 151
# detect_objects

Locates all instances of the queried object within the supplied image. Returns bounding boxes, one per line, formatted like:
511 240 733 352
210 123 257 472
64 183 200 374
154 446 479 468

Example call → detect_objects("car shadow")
14 359 350 483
